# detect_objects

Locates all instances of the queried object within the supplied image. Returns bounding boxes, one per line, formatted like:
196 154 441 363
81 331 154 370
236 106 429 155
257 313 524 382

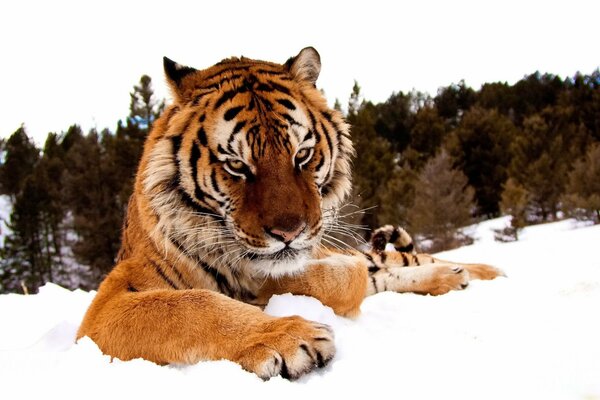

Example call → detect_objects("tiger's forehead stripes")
188 70 313 162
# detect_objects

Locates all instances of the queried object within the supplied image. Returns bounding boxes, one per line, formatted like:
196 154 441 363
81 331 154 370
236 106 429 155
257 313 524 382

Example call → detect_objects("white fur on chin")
248 253 309 278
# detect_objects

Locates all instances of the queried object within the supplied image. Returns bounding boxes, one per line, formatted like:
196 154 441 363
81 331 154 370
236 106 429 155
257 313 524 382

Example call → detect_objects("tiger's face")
142 48 353 277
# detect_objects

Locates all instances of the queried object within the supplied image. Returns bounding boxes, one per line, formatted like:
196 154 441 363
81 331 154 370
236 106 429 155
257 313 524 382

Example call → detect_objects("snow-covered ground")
0 219 599 399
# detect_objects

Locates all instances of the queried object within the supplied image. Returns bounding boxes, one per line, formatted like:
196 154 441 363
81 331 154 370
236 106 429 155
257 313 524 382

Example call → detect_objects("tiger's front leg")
257 248 504 314
77 260 335 380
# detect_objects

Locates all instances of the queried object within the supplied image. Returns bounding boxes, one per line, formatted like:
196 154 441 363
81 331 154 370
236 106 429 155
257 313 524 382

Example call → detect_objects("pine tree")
373 91 414 152
402 105 447 169
0 171 57 293
407 150 476 252
347 98 395 229
497 178 531 241
63 131 122 286
0 126 39 201
348 80 362 117
378 165 418 228
115 74 166 206
0 129 86 293
333 98 342 112
434 80 476 126
508 107 588 220
129 75 165 131
447 107 515 217
561 144 600 223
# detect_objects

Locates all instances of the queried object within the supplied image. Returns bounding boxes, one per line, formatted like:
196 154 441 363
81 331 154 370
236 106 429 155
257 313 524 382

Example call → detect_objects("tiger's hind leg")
367 224 504 292
366 263 470 296
363 250 505 296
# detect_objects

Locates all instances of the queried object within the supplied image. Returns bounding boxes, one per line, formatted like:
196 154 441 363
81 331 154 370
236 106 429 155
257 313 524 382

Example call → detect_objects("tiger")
77 47 504 380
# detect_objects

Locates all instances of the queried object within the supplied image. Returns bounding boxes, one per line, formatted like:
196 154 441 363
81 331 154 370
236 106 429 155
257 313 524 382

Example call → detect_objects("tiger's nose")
265 222 307 244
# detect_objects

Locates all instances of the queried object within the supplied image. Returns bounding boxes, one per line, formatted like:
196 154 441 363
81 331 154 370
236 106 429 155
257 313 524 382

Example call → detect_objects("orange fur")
77 48 503 379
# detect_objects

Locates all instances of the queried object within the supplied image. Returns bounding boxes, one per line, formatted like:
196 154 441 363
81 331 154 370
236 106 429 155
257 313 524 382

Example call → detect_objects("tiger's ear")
285 47 321 86
163 57 197 101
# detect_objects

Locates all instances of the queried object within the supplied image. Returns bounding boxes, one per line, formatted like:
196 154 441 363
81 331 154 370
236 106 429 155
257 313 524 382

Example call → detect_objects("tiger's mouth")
245 247 304 261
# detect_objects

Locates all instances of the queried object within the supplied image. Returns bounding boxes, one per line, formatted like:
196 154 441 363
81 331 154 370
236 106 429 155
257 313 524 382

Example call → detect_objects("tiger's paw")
418 264 470 296
236 316 335 380
464 263 506 280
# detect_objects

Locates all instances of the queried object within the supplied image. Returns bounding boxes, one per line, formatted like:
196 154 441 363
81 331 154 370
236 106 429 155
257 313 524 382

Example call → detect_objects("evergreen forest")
1 70 599 293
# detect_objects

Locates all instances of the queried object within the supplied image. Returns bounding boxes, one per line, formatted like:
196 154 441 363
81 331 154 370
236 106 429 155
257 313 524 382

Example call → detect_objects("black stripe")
192 94 203 106
368 265 380 274
380 252 387 264
320 110 335 127
170 265 193 289
371 276 378 293
247 97 256 111
389 228 400 243
127 284 138 292
210 169 221 193
224 106 244 121
220 73 244 85
307 109 317 131
194 183 226 209
256 96 273 111
171 136 182 158
401 253 409 266
412 254 420 266
319 121 334 159
232 120 246 135
214 90 237 109
199 114 206 123
281 359 291 380
256 82 273 92
217 144 234 156
269 80 291 96
177 187 215 215
304 130 314 142
276 99 296 110
190 141 201 186
254 68 290 77
321 110 347 140
282 113 302 127
164 106 179 127
314 150 325 174
180 112 195 136
149 259 179 289
395 243 414 253
319 121 335 183
203 65 251 82
198 260 233 296
197 127 208 146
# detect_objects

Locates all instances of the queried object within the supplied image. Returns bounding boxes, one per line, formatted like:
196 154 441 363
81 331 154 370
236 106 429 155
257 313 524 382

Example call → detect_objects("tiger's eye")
296 148 310 160
227 159 245 171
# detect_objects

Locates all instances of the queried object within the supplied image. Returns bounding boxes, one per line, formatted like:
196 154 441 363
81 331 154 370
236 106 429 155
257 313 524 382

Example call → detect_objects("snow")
1 219 599 399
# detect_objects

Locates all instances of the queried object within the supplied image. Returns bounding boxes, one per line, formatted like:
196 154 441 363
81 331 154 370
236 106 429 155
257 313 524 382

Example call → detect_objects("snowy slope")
0 219 599 400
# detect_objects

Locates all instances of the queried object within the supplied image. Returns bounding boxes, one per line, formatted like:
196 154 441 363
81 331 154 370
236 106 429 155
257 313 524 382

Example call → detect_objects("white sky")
1 0 599 145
